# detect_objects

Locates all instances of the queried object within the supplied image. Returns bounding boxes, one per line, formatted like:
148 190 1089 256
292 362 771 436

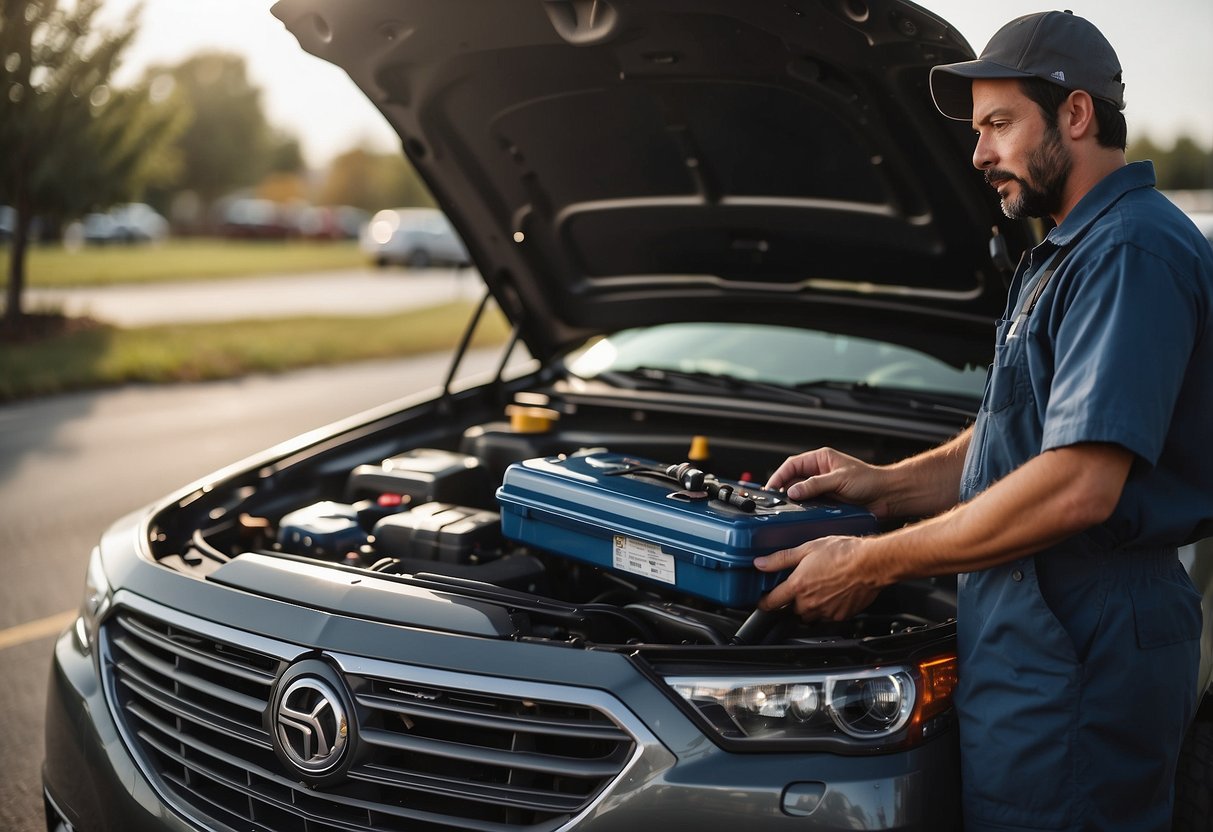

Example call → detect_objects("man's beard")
986 123 1072 219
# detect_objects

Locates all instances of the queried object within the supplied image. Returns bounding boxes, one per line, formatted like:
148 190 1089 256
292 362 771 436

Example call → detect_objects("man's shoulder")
1083 187 1212 274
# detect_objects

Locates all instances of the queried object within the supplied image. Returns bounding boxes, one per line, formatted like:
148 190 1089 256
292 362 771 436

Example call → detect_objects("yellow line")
0 610 77 652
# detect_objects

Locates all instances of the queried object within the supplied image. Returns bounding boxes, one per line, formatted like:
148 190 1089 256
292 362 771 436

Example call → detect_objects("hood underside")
273 0 1036 365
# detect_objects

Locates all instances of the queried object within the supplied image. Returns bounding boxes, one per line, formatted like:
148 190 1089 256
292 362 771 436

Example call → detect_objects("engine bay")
147 386 959 650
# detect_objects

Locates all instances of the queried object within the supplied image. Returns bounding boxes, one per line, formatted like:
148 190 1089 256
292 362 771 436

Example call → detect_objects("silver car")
361 207 471 269
43 2 1213 831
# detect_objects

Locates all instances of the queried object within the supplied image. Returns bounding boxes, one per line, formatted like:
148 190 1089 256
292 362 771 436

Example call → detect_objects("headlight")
825 670 913 738
75 546 112 653
665 655 957 749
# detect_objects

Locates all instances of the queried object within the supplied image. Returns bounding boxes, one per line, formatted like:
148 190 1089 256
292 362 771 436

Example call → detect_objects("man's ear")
1061 90 1097 141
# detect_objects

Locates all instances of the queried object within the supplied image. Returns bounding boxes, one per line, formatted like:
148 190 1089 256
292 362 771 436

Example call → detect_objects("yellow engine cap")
506 404 560 433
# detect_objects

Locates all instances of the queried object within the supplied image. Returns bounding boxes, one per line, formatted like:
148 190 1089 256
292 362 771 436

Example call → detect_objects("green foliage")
0 0 188 325
1165 137 1213 191
268 131 306 174
0 0 186 213
1127 133 1213 190
151 51 279 206
318 146 436 211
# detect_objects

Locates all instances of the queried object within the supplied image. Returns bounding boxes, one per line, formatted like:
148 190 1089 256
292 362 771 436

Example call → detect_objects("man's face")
970 79 1072 220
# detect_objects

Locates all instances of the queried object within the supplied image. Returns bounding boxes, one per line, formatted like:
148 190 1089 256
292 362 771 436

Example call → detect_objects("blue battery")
278 501 368 560
496 452 876 608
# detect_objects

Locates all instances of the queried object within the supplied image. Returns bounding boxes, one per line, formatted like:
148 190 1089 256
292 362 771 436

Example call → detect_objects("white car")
1187 210 1213 249
360 207 470 268
80 202 169 245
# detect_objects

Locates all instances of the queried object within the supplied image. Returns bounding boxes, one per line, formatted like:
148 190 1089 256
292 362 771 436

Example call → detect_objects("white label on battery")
612 535 676 584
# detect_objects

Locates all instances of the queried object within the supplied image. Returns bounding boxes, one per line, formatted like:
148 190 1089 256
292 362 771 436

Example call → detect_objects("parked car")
110 202 170 242
297 204 370 240
0 204 13 242
360 206 470 268
43 2 1213 831
64 202 169 247
78 211 119 245
217 197 297 239
78 203 170 245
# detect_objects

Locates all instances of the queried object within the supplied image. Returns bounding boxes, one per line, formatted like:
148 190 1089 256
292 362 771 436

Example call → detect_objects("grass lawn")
0 301 512 402
2 238 368 288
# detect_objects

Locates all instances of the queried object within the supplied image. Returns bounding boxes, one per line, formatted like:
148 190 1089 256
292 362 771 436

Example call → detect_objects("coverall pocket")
985 334 1023 413
1034 553 1110 665
1131 569 1202 649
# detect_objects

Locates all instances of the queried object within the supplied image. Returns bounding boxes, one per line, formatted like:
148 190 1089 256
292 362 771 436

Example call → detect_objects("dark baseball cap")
930 10 1124 121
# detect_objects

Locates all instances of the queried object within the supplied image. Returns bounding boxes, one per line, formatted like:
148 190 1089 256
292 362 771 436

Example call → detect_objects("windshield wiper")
595 366 824 408
588 368 976 420
793 380 978 420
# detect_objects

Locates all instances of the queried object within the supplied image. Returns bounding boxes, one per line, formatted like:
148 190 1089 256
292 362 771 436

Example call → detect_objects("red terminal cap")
377 493 405 507
739 472 753 483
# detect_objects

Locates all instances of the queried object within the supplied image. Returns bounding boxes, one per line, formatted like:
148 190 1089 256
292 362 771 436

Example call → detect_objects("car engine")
146 386 959 650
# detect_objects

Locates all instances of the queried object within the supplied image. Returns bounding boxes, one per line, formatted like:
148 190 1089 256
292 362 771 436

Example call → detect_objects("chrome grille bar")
103 605 642 832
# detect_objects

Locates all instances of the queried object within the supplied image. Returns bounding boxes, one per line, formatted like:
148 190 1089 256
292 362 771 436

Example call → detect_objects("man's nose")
972 130 996 171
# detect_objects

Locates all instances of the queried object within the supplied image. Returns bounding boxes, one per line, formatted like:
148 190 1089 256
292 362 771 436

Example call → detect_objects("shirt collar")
1044 160 1156 247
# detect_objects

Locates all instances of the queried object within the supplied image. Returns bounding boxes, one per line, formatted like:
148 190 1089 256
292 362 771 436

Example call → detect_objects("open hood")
272 0 1036 365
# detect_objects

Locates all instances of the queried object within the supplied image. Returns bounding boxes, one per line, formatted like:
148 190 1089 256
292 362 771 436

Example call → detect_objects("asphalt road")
0 270 503 831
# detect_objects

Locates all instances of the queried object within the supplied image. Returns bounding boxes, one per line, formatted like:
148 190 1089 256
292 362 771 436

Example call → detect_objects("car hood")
272 0 1036 366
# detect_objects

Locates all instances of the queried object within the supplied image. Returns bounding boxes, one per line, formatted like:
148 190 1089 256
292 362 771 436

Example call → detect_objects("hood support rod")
443 289 524 414
440 287 492 405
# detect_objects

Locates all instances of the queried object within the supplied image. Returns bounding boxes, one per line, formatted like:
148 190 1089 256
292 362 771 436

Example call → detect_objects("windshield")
567 323 986 398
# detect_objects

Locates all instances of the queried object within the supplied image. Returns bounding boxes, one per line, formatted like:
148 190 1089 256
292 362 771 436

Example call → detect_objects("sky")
101 0 1213 169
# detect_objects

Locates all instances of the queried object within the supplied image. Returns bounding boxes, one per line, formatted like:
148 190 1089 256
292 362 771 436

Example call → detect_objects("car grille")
102 609 638 832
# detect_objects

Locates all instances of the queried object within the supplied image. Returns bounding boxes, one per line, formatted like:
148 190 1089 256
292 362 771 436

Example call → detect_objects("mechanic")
755 10 1213 831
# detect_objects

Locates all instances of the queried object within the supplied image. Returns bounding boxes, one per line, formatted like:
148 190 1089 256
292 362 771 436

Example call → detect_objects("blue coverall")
955 161 1213 831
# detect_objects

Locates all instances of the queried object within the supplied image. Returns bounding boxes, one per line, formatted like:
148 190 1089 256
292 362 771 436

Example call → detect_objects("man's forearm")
863 442 1132 582
881 426 972 518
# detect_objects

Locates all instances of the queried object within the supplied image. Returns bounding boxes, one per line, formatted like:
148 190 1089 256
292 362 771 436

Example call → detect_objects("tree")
154 52 280 211
318 146 435 211
1126 135 1164 167
0 0 187 330
268 130 305 174
1128 133 1213 191
1164 136 1213 191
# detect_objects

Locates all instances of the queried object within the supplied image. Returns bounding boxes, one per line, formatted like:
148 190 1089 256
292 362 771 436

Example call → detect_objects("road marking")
0 610 77 652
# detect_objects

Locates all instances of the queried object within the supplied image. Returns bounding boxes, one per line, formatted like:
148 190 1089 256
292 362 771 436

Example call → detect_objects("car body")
1187 210 1213 249
43 2 1213 831
79 203 170 245
297 204 370 240
360 207 471 268
0 203 13 241
217 197 297 239
79 211 119 244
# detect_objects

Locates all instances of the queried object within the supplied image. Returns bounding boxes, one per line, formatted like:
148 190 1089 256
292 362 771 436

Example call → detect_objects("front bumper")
45 591 961 832
44 627 200 832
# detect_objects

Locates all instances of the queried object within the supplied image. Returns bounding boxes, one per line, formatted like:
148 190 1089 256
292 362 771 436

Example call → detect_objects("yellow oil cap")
688 434 711 462
506 404 559 434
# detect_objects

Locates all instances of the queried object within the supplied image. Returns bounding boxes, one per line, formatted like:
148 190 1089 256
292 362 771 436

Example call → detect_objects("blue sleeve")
1040 242 1198 466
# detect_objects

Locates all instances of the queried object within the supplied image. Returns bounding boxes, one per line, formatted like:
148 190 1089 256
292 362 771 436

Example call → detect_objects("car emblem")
275 676 349 775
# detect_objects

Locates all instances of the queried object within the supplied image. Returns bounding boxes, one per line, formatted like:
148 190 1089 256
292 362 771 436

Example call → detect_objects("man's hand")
754 536 881 621
753 443 1134 624
766 448 896 518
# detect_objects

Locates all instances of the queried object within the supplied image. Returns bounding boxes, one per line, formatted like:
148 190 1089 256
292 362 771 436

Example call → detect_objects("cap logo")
1050 70 1066 82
